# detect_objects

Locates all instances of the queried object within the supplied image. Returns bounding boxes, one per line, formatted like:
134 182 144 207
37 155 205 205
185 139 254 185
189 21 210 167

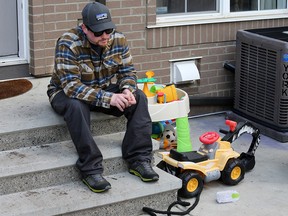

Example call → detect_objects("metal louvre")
279 98 288 125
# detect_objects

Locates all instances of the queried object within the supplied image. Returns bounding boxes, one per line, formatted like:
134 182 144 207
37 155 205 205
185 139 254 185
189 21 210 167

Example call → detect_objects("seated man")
47 2 159 193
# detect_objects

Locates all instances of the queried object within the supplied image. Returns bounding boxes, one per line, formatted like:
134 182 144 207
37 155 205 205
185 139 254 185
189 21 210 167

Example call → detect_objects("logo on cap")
96 13 108 21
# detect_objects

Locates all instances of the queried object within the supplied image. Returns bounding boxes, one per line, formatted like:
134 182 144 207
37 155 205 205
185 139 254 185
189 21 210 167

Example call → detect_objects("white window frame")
151 0 288 28
0 0 29 66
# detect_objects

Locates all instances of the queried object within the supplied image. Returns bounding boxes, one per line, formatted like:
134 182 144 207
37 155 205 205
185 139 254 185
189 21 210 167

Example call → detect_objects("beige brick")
44 23 56 32
44 13 66 22
67 12 81 21
168 28 175 47
211 23 219 42
112 8 130 17
32 58 46 68
45 30 65 40
43 5 55 13
30 0 45 7
30 41 45 50
133 55 152 65
131 39 145 48
181 26 189 45
122 0 143 7
194 25 201 44
159 27 167 48
43 0 66 5
56 21 76 31
121 16 143 25
30 6 44 15
45 39 57 49
30 32 45 41
30 23 45 33
107 1 121 8
152 52 171 62
44 48 55 57
55 4 78 13
131 23 146 31
30 15 44 24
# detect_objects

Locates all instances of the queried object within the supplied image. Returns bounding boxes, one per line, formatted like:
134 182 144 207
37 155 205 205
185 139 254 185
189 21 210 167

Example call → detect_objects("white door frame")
0 0 29 66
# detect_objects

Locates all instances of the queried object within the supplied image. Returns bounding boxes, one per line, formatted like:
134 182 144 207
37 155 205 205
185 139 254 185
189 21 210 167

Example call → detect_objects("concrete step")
0 132 159 195
0 77 127 151
0 130 181 216
0 114 127 152
0 169 182 216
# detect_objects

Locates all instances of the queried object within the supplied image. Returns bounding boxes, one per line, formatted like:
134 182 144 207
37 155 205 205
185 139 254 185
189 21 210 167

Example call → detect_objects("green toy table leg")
176 116 192 152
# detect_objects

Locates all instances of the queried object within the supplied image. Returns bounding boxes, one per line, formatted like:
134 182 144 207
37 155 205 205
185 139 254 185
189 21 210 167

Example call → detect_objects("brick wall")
145 18 288 97
29 0 92 77
29 0 288 103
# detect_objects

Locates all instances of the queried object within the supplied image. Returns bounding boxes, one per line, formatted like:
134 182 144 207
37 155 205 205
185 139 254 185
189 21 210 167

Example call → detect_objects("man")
47 2 159 193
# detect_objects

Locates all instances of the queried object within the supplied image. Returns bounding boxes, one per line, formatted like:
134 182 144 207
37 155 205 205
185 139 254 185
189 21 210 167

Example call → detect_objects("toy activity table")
138 83 192 152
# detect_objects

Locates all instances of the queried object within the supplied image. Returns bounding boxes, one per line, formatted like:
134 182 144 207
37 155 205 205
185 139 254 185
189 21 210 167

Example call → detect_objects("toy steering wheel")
199 131 219 144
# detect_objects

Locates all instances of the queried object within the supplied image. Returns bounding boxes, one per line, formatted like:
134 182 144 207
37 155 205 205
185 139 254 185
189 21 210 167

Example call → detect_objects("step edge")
0 168 181 216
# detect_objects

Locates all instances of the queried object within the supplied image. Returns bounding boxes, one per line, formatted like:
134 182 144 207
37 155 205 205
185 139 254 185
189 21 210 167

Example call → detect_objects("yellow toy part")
137 70 157 101
143 70 156 97
156 84 178 103
145 70 155 79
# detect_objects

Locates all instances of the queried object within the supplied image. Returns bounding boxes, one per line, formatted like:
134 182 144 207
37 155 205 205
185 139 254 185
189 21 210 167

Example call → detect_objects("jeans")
50 88 153 176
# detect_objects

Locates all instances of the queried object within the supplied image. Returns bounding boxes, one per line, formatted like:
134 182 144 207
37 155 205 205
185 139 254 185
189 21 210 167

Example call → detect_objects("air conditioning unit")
234 27 288 132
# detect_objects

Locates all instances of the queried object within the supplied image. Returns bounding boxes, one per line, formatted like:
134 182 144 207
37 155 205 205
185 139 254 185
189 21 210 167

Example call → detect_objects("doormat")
0 79 33 100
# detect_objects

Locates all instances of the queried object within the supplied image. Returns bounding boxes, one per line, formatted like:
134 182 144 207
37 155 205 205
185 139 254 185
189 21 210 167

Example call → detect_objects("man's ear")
81 24 88 34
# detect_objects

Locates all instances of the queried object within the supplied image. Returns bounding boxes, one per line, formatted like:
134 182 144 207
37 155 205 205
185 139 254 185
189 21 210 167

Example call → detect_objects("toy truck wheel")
177 171 203 198
221 158 245 185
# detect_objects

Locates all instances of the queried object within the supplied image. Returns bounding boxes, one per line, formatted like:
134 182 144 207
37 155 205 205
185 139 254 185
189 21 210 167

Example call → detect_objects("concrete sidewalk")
182 114 288 216
1 77 287 215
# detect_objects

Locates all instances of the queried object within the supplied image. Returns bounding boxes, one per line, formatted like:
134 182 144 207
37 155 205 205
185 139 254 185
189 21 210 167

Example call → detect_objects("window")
230 0 287 12
156 0 218 14
154 0 288 27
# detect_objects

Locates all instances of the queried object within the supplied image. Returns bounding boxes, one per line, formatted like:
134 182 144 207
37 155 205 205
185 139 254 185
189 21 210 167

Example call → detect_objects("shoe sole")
129 169 159 182
82 179 111 193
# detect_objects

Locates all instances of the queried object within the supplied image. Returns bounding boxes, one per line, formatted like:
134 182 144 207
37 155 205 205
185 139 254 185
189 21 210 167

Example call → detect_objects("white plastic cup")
216 190 240 203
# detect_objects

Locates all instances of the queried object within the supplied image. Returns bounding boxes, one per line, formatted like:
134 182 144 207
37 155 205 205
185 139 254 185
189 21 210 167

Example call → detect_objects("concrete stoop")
0 114 181 216
0 77 182 215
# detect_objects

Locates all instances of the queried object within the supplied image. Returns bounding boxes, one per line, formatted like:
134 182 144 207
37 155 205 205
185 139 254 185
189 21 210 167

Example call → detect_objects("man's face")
82 24 112 47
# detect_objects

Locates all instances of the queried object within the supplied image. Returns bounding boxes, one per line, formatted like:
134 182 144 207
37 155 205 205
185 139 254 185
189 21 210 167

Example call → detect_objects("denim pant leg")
50 91 103 176
91 89 153 164
122 89 153 163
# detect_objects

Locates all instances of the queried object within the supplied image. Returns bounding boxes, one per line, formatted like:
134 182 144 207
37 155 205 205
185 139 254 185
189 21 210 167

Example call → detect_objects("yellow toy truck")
157 120 260 198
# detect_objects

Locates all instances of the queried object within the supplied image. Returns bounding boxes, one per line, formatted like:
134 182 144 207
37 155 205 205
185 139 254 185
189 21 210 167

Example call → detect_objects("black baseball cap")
82 2 116 32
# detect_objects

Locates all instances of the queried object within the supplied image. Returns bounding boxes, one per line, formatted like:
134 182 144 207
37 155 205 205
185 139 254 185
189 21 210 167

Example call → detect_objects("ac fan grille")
238 42 278 123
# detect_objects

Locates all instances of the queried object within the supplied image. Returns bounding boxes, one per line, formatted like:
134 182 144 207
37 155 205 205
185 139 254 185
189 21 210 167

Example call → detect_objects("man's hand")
110 89 136 112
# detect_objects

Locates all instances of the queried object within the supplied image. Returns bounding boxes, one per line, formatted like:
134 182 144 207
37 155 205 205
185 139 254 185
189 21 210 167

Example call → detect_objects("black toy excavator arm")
220 120 260 171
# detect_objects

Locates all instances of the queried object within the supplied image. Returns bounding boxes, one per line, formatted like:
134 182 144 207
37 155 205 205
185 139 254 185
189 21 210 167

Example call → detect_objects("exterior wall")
28 0 288 106
29 0 88 77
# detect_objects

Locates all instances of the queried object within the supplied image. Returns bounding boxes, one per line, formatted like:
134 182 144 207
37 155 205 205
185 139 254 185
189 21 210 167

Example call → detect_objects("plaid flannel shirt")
47 26 137 108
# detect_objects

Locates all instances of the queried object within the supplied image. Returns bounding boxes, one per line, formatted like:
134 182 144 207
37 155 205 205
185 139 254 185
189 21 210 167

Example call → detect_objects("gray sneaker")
129 160 159 182
82 174 111 193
